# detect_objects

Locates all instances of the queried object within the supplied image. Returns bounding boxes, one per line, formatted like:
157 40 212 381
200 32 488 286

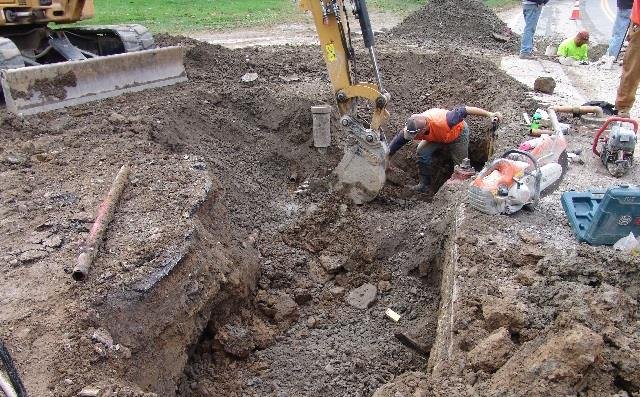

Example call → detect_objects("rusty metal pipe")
72 164 130 281
550 105 604 118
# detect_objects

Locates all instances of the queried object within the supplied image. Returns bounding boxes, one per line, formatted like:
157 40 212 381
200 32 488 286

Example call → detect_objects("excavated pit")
0 30 534 396
8 2 638 395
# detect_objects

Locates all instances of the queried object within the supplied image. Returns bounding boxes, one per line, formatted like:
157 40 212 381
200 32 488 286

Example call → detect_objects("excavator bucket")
334 142 388 205
1 46 187 115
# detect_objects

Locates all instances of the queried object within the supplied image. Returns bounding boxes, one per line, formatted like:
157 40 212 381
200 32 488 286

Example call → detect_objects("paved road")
582 0 617 42
501 0 615 44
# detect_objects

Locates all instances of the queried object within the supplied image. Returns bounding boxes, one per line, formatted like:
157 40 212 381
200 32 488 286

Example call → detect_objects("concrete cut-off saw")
469 115 568 215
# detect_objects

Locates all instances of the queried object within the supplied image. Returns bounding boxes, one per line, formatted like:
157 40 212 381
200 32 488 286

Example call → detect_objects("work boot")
410 178 430 193
410 163 431 193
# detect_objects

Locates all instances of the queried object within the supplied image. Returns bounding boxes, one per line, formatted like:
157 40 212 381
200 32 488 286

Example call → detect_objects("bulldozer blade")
1 46 187 116
333 143 387 204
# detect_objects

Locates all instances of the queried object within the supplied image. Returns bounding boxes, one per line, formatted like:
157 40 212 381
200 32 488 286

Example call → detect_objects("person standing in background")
607 0 633 60
616 0 640 117
520 0 549 59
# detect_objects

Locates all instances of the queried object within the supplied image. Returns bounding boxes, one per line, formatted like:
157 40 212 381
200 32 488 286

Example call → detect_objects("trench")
166 113 492 397
87 39 521 396
174 196 448 396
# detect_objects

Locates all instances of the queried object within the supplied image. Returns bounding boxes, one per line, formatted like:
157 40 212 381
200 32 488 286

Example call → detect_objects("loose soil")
0 1 638 397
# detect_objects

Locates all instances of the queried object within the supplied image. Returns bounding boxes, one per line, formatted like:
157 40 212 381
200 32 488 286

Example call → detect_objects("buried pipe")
0 339 27 397
0 373 18 397
550 105 604 118
72 164 130 282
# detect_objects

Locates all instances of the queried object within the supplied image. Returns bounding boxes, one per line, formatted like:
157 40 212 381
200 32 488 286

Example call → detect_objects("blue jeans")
520 4 542 55
608 7 632 57
416 123 470 168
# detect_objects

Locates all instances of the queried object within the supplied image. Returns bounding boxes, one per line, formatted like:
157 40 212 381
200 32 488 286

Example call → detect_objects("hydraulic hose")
354 0 385 93
0 340 28 397
354 0 374 48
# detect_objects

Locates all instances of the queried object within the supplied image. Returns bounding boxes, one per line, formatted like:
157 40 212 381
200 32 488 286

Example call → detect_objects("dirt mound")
390 0 518 52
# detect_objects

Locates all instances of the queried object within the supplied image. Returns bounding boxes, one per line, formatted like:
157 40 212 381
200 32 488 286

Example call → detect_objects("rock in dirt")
18 249 48 263
250 317 276 350
43 235 62 248
3 152 27 165
482 297 526 332
378 280 392 292
346 283 377 309
520 245 546 260
534 76 556 94
241 72 259 83
256 292 299 323
372 371 431 397
215 324 256 359
308 260 334 284
319 254 345 274
91 328 114 349
517 230 543 245
524 325 603 382
468 327 515 373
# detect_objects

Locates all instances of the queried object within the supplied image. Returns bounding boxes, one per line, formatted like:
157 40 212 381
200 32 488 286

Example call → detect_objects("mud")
0 3 638 397
12 70 77 100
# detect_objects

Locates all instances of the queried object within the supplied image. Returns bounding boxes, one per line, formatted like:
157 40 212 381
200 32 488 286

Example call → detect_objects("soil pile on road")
390 0 519 52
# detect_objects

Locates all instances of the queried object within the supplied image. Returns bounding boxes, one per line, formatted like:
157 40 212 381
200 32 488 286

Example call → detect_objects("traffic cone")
570 0 580 20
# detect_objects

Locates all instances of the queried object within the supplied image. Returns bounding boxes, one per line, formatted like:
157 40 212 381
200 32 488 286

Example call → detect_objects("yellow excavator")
299 0 390 204
0 0 186 115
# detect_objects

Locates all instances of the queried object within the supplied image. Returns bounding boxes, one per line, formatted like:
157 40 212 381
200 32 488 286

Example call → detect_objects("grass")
81 0 302 33
74 0 510 34
484 0 520 8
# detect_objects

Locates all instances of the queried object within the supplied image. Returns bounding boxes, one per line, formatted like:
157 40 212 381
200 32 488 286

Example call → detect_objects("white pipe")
0 371 17 397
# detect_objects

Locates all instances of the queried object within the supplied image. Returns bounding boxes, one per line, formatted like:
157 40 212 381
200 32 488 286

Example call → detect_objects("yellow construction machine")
0 0 186 115
299 0 390 204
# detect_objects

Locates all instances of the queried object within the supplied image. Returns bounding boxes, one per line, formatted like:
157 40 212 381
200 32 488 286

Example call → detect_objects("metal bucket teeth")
1 46 187 115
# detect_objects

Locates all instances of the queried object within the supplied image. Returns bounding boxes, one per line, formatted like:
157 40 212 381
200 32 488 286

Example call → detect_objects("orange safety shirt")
414 108 465 143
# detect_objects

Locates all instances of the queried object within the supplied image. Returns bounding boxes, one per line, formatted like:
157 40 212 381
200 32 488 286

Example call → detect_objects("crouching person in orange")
387 106 502 193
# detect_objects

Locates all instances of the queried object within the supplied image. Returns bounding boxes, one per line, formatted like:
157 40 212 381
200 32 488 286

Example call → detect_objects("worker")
607 0 633 59
520 0 549 59
387 106 503 193
616 0 640 117
557 31 590 65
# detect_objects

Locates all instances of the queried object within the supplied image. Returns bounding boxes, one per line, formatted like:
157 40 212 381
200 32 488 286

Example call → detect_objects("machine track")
0 37 24 69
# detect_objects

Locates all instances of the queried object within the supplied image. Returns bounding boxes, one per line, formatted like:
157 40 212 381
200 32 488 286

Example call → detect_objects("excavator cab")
0 0 186 115
299 0 390 204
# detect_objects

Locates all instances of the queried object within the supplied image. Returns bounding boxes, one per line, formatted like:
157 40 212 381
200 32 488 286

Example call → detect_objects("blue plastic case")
561 185 640 245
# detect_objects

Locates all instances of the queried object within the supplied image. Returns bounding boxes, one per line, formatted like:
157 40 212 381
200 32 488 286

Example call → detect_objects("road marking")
601 0 615 22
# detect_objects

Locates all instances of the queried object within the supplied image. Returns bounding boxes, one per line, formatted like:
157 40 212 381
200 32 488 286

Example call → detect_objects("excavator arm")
299 0 390 204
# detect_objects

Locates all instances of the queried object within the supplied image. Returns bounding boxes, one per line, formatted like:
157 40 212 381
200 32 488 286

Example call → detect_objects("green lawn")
75 0 509 34
484 0 520 8
84 0 302 33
